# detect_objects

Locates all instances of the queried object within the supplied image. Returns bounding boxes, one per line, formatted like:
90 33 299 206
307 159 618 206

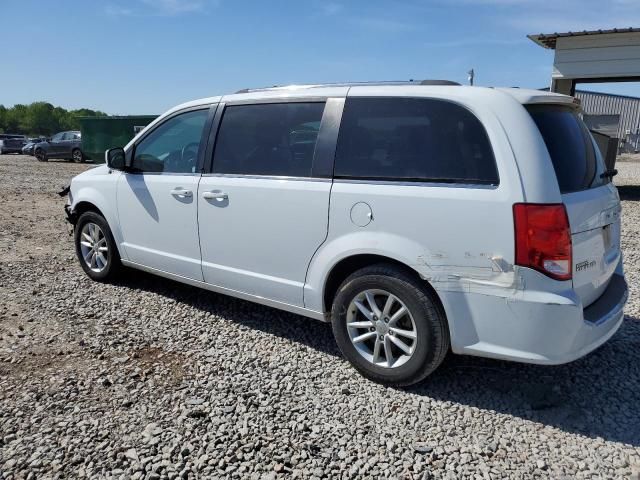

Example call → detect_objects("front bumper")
63 204 77 236
64 203 76 224
444 272 628 365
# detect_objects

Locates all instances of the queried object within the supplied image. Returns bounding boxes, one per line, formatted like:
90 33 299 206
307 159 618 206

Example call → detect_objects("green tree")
0 102 108 135
68 108 108 131
4 104 27 133
52 106 72 132
0 105 7 133
22 102 56 136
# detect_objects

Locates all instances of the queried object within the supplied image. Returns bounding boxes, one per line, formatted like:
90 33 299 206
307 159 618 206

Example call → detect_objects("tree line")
0 102 108 137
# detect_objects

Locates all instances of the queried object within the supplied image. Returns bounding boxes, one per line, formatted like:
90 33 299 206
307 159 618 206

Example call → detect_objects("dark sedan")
34 131 85 163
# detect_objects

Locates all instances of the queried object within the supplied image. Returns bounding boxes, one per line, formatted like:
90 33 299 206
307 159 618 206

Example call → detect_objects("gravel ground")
0 154 639 480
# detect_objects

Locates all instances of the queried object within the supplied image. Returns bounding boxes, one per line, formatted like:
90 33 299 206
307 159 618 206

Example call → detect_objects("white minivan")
64 82 627 386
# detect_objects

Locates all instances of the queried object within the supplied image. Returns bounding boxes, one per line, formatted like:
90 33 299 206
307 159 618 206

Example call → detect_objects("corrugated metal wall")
576 90 640 140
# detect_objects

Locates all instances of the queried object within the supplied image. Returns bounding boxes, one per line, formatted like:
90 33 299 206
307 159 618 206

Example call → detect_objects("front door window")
132 110 208 174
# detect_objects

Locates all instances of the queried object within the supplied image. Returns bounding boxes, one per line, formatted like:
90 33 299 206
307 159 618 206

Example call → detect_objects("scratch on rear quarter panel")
416 261 519 296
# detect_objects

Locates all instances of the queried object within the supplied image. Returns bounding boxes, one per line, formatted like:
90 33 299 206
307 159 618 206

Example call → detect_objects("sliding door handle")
202 191 228 201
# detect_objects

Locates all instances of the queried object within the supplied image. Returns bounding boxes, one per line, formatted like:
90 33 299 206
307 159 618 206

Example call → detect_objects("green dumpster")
80 115 157 163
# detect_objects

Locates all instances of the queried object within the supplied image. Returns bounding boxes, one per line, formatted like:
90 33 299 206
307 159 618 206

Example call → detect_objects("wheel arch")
73 201 106 221
321 253 447 322
70 188 126 260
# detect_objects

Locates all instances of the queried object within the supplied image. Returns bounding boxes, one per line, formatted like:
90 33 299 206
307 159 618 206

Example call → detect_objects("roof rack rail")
234 79 461 94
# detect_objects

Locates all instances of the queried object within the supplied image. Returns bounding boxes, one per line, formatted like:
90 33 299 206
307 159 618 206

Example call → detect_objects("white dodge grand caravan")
64 82 627 386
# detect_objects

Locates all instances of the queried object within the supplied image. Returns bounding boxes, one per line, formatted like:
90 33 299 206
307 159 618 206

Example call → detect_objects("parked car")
34 131 84 162
21 137 48 156
63 83 627 386
0 134 27 154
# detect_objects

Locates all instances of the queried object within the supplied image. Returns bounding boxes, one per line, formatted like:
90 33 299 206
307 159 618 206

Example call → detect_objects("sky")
1 0 639 115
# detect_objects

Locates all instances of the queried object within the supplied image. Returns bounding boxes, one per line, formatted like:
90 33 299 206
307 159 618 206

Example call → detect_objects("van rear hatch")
4 137 25 148
527 104 621 308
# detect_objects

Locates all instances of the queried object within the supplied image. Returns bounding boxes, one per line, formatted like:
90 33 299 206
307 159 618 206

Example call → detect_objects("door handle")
170 188 192 197
202 191 228 201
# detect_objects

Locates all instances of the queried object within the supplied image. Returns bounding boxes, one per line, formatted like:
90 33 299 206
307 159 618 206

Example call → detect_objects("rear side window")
526 105 602 193
213 102 325 177
334 97 499 184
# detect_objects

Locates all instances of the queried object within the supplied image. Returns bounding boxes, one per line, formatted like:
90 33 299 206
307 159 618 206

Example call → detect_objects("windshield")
526 104 606 194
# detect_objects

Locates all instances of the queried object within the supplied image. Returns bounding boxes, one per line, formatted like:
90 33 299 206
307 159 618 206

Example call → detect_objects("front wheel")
331 264 450 386
74 211 121 282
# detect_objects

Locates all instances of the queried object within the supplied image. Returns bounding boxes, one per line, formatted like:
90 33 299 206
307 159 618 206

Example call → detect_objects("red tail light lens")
513 203 572 281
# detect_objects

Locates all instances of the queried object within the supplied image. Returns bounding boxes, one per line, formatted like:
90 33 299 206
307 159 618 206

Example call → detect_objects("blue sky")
1 0 639 114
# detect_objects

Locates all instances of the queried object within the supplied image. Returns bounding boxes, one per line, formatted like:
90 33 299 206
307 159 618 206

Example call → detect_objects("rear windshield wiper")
600 169 618 179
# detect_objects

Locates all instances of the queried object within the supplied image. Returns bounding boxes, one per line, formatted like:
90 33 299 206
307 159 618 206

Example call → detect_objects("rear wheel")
35 149 47 162
72 149 84 163
331 264 450 386
74 211 121 282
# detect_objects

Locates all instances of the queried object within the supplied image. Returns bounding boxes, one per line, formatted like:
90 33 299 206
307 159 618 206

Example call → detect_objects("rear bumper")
443 272 628 365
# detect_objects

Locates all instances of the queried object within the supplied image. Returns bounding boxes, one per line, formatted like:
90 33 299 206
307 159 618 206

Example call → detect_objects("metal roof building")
528 28 640 95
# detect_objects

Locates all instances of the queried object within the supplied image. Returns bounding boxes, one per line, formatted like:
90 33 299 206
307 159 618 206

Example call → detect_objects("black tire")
331 264 450 386
74 211 121 282
35 149 47 162
71 148 84 163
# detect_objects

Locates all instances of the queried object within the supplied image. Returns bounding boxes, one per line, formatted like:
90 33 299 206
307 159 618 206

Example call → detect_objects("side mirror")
106 147 126 170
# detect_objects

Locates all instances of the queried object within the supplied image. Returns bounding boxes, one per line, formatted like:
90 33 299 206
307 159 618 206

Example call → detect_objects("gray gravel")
1 154 639 479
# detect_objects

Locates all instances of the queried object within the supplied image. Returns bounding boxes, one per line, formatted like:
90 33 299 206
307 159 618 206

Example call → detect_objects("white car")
64 82 627 386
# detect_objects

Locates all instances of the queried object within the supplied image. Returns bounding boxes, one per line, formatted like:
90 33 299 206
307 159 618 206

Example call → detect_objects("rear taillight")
513 203 572 281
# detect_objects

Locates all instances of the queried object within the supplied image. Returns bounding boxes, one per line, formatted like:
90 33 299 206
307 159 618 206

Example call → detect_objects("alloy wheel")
346 289 417 368
79 222 109 273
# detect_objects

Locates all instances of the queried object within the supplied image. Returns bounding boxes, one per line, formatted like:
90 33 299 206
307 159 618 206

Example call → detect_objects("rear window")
334 97 499 185
526 105 604 193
